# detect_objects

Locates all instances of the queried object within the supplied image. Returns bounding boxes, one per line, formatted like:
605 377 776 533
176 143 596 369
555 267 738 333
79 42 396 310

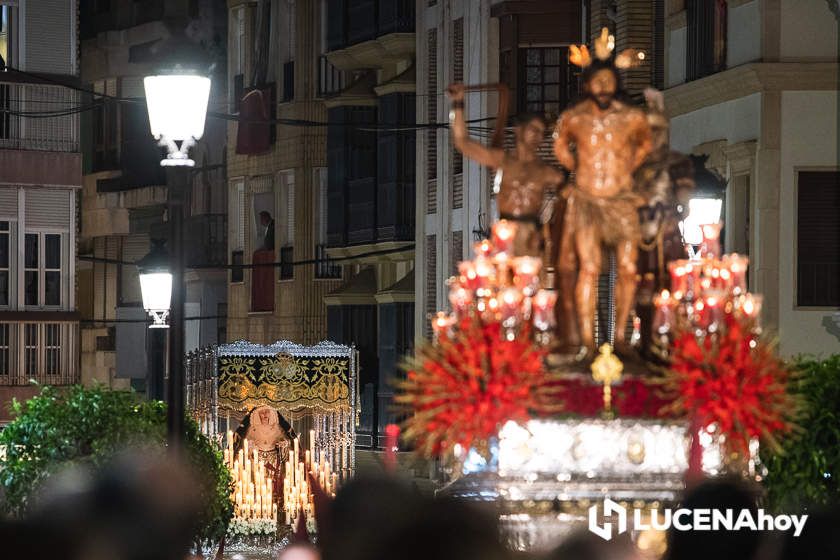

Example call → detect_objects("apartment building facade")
0 0 81 421
662 0 839 355
224 0 343 349
78 0 228 392
316 0 416 447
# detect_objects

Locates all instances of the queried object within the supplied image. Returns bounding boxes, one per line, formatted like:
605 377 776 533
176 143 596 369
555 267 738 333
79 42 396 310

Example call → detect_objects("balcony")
0 79 80 152
0 316 80 385
325 0 415 71
185 213 227 269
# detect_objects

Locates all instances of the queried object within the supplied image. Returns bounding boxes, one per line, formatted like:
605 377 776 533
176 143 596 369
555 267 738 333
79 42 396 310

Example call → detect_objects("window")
92 78 120 170
24 233 37 306
425 234 436 338
426 28 438 214
450 230 462 277
0 221 8 306
278 0 295 102
230 6 246 110
521 47 565 116
24 323 36 376
277 170 295 280
0 323 9 376
314 168 341 279
230 180 245 283
44 323 60 375
686 0 727 81
797 171 840 307
451 19 463 209
0 4 17 68
25 232 62 307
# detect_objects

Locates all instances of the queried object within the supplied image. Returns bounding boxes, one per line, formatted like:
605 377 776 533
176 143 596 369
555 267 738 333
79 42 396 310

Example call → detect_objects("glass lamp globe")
680 197 723 246
136 240 172 328
143 72 211 167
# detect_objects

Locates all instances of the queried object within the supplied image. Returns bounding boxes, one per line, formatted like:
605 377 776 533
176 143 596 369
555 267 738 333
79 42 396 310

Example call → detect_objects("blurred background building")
77 0 228 394
0 0 82 422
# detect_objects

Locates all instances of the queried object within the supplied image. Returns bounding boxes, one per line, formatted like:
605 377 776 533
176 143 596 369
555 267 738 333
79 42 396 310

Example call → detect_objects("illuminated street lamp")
137 239 171 328
143 72 211 166
142 35 213 445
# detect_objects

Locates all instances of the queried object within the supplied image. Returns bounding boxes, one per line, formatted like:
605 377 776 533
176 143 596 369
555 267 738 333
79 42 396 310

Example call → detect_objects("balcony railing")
315 244 342 279
185 213 227 268
318 56 347 97
326 0 415 52
0 320 79 385
0 80 81 152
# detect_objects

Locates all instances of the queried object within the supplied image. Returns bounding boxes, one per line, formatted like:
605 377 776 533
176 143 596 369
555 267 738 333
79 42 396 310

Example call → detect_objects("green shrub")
762 355 840 511
0 385 233 545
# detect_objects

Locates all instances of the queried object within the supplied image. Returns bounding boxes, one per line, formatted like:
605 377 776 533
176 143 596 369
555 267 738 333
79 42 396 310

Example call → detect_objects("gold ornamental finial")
590 343 624 417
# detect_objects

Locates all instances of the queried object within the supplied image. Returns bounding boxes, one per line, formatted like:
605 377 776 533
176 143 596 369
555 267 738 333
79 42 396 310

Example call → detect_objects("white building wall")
778 90 839 356
665 25 686 87
780 1 839 61
415 0 498 339
727 0 760 68
669 93 762 154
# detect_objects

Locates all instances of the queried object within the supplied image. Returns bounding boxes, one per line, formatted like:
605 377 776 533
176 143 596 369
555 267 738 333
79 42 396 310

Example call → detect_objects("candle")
431 311 455 341
498 287 522 328
512 256 542 296
309 429 316 451
725 254 748 295
700 223 722 258
474 238 493 257
473 255 495 288
448 284 473 314
458 261 481 291
531 289 558 332
491 219 517 257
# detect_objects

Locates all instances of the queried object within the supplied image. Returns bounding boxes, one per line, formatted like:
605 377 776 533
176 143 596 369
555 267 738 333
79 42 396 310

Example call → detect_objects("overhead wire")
1 66 505 134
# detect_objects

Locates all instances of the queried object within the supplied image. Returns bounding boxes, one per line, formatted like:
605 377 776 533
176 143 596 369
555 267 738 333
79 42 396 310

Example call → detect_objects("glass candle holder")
491 220 517 258
512 256 542 296
532 289 558 332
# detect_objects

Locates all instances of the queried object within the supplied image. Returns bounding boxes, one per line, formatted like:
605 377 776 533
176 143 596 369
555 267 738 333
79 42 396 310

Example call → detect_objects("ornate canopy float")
399 28 797 552
185 340 357 544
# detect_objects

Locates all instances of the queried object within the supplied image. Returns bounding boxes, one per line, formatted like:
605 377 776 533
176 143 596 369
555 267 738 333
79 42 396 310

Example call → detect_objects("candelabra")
223 429 340 535
653 224 761 350
433 219 557 344
224 434 278 525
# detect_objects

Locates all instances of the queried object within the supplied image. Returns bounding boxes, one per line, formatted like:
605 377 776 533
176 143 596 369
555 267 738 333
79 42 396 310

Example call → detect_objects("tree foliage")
0 385 233 544
762 355 840 511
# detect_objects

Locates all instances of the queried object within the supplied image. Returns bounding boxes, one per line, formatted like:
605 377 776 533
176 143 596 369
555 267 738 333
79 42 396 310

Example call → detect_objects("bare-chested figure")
447 83 564 257
554 40 652 357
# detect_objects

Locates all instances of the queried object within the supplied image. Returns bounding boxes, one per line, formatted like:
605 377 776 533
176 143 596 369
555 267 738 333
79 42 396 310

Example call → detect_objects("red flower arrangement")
668 309 797 455
395 316 564 458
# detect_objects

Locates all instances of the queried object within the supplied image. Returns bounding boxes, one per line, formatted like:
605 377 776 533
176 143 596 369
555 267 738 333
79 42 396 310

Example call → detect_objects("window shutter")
425 234 437 337
452 172 463 209
230 180 245 251
797 171 840 307
426 28 438 215
286 172 295 246
452 18 463 83
451 230 463 277
25 189 70 229
315 167 328 245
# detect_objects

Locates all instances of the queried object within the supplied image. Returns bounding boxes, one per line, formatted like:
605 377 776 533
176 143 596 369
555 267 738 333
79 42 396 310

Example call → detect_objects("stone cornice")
326 33 415 72
664 63 839 117
724 140 758 174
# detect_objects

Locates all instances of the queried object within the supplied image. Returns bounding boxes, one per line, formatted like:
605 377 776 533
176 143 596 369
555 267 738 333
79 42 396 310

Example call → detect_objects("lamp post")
137 239 171 402
143 41 211 446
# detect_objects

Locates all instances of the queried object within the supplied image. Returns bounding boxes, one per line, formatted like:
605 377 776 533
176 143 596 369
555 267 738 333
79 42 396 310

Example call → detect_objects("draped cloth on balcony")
251 249 275 311
236 87 273 155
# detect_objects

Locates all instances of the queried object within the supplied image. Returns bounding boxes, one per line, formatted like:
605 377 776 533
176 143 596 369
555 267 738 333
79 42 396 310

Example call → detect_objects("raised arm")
447 84 504 169
552 113 576 172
